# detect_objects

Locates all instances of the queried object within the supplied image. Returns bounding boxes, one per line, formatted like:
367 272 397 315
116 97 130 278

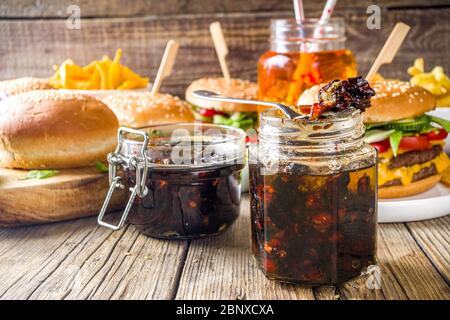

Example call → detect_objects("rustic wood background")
0 0 449 97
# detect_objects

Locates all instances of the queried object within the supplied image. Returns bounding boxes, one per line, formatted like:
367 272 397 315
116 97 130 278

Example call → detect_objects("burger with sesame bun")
185 77 258 130
363 80 450 198
102 92 194 128
0 90 118 169
297 80 450 198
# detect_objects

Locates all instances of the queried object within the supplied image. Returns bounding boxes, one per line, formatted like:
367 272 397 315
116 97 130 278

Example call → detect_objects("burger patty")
388 145 443 169
381 164 438 188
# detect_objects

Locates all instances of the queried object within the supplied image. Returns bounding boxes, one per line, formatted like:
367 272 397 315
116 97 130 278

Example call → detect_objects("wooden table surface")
0 195 448 300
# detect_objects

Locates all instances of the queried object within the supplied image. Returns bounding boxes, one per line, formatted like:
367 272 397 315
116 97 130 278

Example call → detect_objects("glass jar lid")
119 123 246 169
259 107 365 152
270 18 347 53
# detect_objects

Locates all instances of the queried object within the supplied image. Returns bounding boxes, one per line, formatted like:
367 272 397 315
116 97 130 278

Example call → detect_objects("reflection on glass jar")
258 18 357 105
249 108 378 285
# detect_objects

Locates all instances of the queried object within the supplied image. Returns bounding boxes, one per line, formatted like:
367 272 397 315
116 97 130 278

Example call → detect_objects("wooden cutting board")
0 167 126 227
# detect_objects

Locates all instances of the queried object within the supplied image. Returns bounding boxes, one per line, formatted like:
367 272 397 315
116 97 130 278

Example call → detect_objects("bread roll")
0 77 53 96
102 92 194 128
363 81 436 123
0 90 119 169
379 175 441 199
185 77 258 113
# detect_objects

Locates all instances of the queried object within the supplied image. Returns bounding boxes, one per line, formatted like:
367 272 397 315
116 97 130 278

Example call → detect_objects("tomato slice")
399 135 431 150
424 128 448 141
199 108 226 117
371 139 390 153
371 133 441 153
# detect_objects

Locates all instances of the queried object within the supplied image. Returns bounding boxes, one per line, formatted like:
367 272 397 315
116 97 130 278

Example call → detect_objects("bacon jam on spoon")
301 76 376 120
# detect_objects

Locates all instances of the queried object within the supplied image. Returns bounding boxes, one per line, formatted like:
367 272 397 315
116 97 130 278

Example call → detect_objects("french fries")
49 49 149 90
408 58 450 107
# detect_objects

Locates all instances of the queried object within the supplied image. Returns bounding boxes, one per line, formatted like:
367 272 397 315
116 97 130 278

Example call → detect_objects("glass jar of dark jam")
249 108 378 285
98 123 245 239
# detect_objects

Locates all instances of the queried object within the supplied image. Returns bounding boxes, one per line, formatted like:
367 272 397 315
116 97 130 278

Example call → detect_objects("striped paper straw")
319 0 337 23
293 0 305 22
314 0 338 38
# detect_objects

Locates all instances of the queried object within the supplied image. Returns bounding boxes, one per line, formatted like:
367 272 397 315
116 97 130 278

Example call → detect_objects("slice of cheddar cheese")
378 151 449 186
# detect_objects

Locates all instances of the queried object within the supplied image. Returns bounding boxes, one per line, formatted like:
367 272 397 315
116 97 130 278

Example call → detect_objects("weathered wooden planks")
0 13 272 95
378 223 450 299
175 197 315 300
176 196 446 300
0 217 188 300
0 194 449 300
0 217 108 299
1 9 449 97
83 232 188 300
1 0 449 18
407 215 450 284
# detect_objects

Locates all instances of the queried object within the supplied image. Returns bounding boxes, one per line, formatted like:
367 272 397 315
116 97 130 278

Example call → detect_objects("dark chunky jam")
124 163 243 239
249 163 377 285
303 76 375 120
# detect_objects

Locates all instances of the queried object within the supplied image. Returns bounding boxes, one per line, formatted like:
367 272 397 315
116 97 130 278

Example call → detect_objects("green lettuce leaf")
365 122 388 130
364 129 395 143
19 169 58 180
213 115 233 125
428 115 450 132
95 161 109 173
389 131 403 157
213 112 256 130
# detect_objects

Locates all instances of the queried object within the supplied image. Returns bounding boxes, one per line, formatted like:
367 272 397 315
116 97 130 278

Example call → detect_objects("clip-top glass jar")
249 108 378 285
258 18 357 105
98 123 245 239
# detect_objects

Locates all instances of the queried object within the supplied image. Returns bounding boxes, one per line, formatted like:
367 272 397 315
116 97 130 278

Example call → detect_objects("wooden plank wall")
0 0 449 97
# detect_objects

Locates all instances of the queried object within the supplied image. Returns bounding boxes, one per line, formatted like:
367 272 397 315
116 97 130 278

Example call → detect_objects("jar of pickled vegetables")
249 107 378 285
258 18 357 105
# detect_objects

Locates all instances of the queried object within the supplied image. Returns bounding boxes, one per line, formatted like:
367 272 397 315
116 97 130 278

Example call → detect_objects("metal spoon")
192 90 307 120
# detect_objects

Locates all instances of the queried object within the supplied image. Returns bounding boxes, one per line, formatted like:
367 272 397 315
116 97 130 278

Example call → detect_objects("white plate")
378 184 450 223
378 107 450 223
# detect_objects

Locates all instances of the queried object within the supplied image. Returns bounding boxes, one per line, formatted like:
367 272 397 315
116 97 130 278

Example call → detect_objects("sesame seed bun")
378 175 441 199
363 81 436 123
0 77 53 96
102 92 194 128
185 77 258 113
0 90 118 169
